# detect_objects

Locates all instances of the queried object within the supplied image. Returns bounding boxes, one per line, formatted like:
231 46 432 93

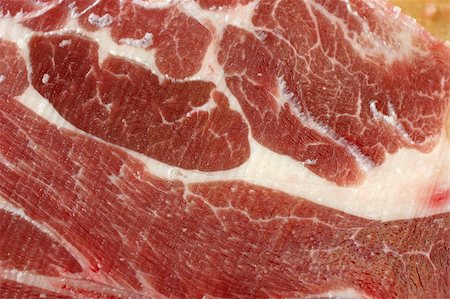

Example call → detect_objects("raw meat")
0 0 449 298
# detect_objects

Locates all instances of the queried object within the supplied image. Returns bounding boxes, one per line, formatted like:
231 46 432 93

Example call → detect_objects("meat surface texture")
0 0 449 298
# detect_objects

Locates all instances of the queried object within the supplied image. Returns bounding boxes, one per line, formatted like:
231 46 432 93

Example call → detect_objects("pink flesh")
1 96 449 298
0 0 449 298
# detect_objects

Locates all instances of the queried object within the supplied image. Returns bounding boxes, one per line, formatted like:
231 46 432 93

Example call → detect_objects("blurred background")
390 0 450 40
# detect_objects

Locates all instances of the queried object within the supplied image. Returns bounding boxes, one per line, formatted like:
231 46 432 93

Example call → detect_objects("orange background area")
390 0 450 40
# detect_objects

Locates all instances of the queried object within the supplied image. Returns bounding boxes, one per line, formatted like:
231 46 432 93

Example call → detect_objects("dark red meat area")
1 97 449 298
0 40 29 97
29 34 249 172
0 0 55 17
13 0 211 79
22 2 69 32
218 0 450 185
109 2 212 79
0 211 82 275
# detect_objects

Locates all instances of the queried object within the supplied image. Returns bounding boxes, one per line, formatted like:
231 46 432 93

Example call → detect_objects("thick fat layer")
1 97 449 298
0 7 449 220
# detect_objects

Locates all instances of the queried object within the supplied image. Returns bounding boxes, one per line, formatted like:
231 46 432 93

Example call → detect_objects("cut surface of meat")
0 0 449 298
218 1 449 185
29 33 250 172
1 97 449 298
0 39 28 97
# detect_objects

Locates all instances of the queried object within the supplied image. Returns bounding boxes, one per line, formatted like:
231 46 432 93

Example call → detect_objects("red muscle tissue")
0 0 449 298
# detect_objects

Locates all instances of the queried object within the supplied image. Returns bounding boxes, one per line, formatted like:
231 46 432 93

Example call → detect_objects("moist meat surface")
0 0 449 298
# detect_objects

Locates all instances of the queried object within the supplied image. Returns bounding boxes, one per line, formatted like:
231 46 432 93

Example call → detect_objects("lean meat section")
0 0 449 298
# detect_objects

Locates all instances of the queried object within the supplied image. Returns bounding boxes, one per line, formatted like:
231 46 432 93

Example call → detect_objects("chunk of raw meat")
0 0 449 298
